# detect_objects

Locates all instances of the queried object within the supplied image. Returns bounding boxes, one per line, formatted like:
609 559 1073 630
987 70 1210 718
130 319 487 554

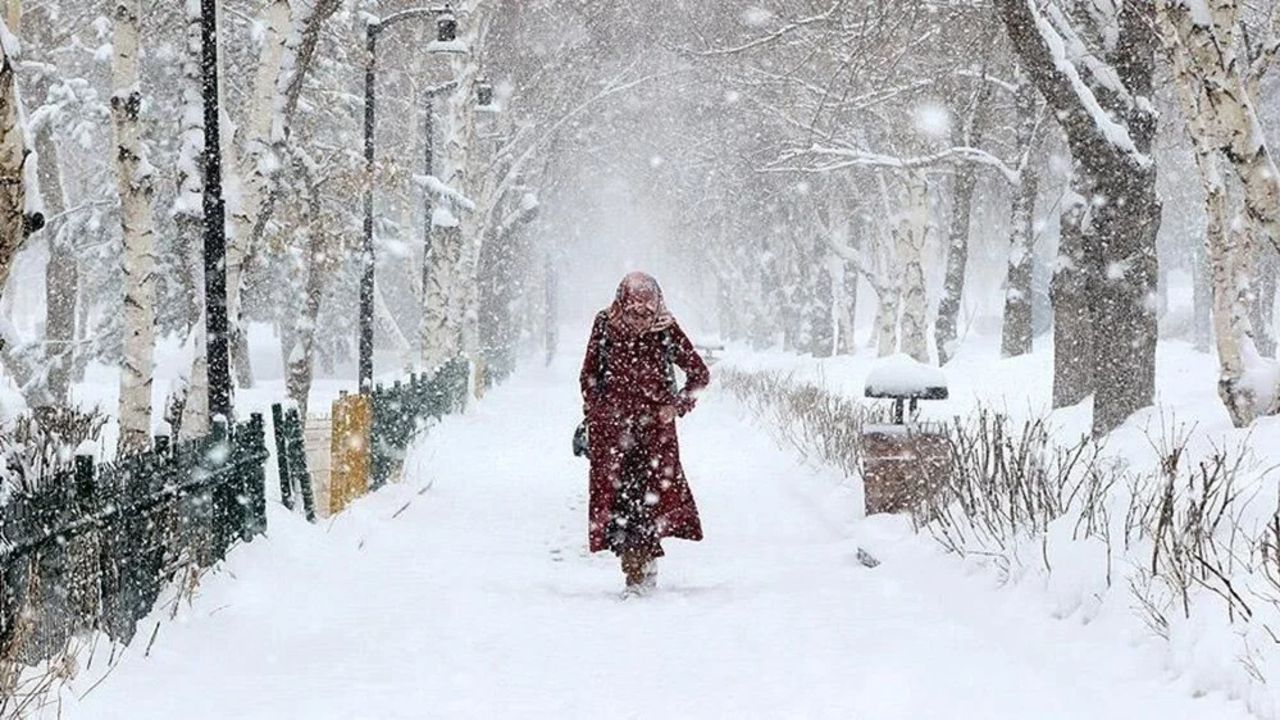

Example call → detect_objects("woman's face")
622 299 657 332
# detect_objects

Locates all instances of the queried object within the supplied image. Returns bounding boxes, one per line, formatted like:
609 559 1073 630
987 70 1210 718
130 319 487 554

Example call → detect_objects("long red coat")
580 311 711 554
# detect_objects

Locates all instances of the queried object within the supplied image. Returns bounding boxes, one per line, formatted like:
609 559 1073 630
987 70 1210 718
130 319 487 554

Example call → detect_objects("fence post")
209 418 232 558
271 403 295 511
285 408 317 523
371 384 389 490
244 413 268 538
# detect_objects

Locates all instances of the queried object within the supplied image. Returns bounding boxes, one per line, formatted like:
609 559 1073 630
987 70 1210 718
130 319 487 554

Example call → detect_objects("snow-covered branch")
688 1 845 57
769 144 1021 184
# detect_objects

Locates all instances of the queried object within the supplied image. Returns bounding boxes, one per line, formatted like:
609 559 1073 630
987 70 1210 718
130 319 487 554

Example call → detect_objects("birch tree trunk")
423 26 485 370
223 0 289 390
37 106 74 405
0 25 29 300
176 0 208 439
111 0 158 453
1209 170 1263 424
899 174 931 364
26 12 77 405
1159 0 1280 422
285 169 329 420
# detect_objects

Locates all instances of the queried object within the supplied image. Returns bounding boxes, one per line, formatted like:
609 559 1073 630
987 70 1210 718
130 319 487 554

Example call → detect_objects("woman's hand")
658 405 678 424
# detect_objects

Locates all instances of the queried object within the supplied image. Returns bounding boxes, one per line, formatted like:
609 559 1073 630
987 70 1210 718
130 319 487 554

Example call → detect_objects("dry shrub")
722 367 1270 625
719 367 876 478
1 405 107 494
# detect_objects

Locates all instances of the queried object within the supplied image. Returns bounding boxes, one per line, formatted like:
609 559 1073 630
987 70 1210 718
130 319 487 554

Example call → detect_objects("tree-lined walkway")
62 362 1251 719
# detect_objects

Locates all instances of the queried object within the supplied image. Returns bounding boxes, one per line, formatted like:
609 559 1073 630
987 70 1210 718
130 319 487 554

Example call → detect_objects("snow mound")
864 354 948 399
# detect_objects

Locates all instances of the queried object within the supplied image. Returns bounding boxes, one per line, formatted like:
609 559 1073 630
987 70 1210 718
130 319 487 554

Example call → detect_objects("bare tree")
995 0 1162 436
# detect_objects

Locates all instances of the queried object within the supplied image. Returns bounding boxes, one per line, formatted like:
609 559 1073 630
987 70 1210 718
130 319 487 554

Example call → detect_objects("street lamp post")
200 0 231 423
360 4 464 393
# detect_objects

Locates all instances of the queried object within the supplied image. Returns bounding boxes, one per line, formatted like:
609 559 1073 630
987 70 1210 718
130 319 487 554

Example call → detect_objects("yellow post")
329 393 372 515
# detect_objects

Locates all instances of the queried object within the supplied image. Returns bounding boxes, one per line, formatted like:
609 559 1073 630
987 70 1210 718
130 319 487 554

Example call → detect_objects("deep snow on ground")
54 355 1253 719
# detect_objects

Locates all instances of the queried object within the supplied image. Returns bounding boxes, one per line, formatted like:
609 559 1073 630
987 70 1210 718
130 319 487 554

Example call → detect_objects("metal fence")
369 358 469 489
0 415 268 664
0 356 474 667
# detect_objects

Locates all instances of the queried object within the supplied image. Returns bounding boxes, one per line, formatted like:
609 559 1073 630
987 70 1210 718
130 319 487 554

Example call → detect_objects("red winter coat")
579 311 711 554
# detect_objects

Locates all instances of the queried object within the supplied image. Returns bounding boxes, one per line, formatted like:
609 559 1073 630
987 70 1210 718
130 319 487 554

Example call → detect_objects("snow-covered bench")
862 355 951 515
863 354 949 424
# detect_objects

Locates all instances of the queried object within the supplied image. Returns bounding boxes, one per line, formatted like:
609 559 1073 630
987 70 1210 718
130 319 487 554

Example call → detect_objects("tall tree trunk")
936 165 976 365
175 0 208 439
1052 182 1093 408
224 0 290 391
1209 171 1263 424
1159 1 1279 422
112 0 158 453
0 27 29 301
37 115 74 405
26 12 77 406
1001 81 1041 358
998 0 1161 436
286 218 326 419
935 86 991 365
872 175 900 357
899 174 931 364
1001 169 1039 357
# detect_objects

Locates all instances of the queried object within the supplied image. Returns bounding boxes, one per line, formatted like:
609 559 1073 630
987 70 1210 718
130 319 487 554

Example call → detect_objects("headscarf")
607 271 675 336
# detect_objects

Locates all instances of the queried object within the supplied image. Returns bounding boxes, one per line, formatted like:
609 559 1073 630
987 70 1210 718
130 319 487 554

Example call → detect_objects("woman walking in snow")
580 272 711 595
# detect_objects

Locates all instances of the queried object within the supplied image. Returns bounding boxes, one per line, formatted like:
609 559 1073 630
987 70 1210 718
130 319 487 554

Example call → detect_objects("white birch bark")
180 321 209 440
448 34 484 368
0 19 27 299
176 0 208 440
1159 0 1280 422
898 174 931 364
872 226 901 358
425 1 492 370
111 0 157 453
218 0 289 389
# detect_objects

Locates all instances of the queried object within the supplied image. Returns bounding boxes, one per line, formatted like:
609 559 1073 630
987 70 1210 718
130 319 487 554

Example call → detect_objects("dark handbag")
573 421 589 457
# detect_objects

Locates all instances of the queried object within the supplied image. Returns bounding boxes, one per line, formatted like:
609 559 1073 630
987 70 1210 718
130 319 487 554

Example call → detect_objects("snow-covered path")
63 363 1252 719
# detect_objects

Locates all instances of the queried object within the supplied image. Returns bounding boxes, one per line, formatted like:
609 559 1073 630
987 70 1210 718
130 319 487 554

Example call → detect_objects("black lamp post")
361 4 466 393
200 0 231 423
